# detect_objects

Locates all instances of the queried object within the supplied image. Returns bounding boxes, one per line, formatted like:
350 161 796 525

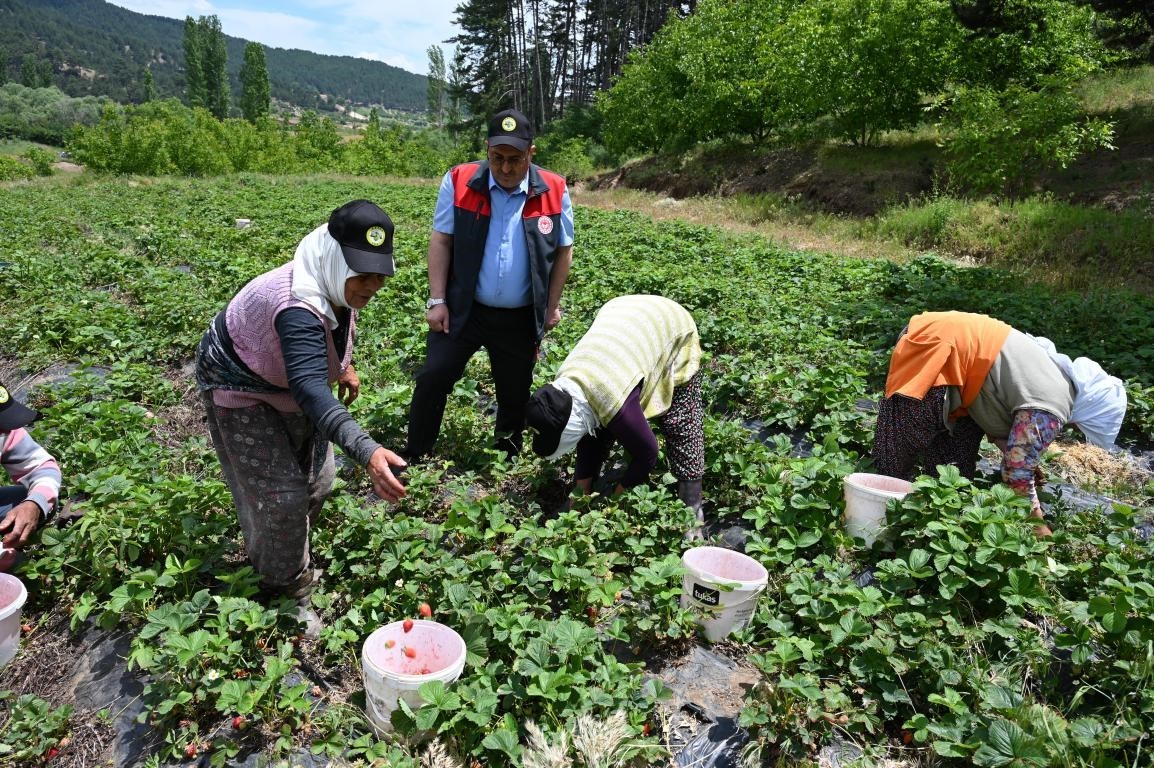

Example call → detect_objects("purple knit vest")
213 262 356 412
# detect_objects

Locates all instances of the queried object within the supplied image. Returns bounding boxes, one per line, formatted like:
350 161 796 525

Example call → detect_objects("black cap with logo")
327 199 396 276
0 384 37 432
487 108 534 152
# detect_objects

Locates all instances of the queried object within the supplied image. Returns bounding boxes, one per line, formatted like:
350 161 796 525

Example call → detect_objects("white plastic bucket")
680 547 769 642
361 620 466 732
843 472 913 547
0 573 28 668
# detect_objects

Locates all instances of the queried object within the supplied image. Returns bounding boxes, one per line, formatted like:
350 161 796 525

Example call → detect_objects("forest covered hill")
0 0 427 112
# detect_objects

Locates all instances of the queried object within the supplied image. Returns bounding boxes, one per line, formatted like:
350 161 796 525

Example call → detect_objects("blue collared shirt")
432 168 574 308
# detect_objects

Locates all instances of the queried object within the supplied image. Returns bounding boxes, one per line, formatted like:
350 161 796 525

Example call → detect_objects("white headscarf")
290 223 356 326
546 377 599 460
1028 335 1128 450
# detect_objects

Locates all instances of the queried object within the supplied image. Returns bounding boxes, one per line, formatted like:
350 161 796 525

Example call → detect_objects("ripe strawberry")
585 605 598 622
403 646 417 658
642 722 651 737
384 639 395 648
232 715 246 730
45 747 60 760
418 602 432 617
901 730 914 745
20 623 32 633
402 618 414 632
184 743 198 759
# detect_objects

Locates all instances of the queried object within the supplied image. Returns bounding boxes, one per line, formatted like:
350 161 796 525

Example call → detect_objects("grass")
1079 63 1154 113
869 195 1154 290
0 139 59 157
575 185 1154 293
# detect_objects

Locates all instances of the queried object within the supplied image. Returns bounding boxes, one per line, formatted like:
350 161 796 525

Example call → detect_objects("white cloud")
106 0 459 75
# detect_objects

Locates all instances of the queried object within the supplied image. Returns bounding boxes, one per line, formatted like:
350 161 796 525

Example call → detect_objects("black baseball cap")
525 384 572 456
487 108 533 152
327 199 396 276
0 384 38 432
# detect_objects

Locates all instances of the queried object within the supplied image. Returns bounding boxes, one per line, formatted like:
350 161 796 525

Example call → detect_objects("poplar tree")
143 68 156 102
20 55 39 88
183 16 206 107
426 45 446 128
201 16 231 119
184 15 230 118
239 42 270 122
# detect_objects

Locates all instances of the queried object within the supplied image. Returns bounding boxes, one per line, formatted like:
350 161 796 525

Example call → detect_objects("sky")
106 0 461 76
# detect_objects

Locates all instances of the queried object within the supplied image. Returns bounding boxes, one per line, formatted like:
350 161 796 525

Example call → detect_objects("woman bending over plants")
874 310 1127 536
0 383 61 572
524 295 706 537
194 200 406 624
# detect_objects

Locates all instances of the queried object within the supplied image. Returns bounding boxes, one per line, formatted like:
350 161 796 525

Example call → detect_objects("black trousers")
406 303 537 458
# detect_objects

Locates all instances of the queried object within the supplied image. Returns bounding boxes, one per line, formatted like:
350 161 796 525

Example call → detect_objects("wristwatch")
426 297 446 310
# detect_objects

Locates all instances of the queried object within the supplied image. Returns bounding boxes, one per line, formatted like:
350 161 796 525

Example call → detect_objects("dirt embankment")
587 112 1154 219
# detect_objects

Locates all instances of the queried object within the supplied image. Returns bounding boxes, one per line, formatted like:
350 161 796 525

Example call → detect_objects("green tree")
182 16 206 108
200 16 230 119
777 0 955 145
426 45 446 128
239 42 270 122
38 59 53 88
143 68 156 102
939 0 1111 192
183 15 229 118
20 54 39 88
0 47 7 86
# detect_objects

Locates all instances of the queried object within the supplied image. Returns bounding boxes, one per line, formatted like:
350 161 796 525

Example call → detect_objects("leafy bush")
942 82 1116 194
0 155 33 180
0 83 107 144
534 135 596 181
21 146 55 176
68 101 457 178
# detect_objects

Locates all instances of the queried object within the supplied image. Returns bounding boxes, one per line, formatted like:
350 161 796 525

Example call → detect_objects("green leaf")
481 727 521 758
974 719 1048 767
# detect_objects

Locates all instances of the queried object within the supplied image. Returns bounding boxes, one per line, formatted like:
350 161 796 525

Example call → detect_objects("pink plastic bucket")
843 472 913 547
361 620 466 732
0 573 28 668
680 547 769 642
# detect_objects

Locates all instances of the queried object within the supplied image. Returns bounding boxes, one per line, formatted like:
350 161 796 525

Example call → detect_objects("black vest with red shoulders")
447 160 567 342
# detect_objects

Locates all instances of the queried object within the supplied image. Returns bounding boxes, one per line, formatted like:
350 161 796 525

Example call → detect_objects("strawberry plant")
1 175 1151 764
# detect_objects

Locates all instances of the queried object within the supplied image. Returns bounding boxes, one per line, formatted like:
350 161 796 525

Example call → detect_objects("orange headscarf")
884 311 1012 415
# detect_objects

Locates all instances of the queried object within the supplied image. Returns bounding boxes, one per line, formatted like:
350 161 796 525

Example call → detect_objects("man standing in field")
404 108 574 461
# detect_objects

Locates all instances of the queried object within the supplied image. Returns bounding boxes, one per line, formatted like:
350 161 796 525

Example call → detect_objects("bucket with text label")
680 546 769 642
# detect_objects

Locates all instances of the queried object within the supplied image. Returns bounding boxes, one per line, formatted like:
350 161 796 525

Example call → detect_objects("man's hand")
427 304 450 334
544 305 562 332
0 500 40 550
367 447 407 503
337 365 361 405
